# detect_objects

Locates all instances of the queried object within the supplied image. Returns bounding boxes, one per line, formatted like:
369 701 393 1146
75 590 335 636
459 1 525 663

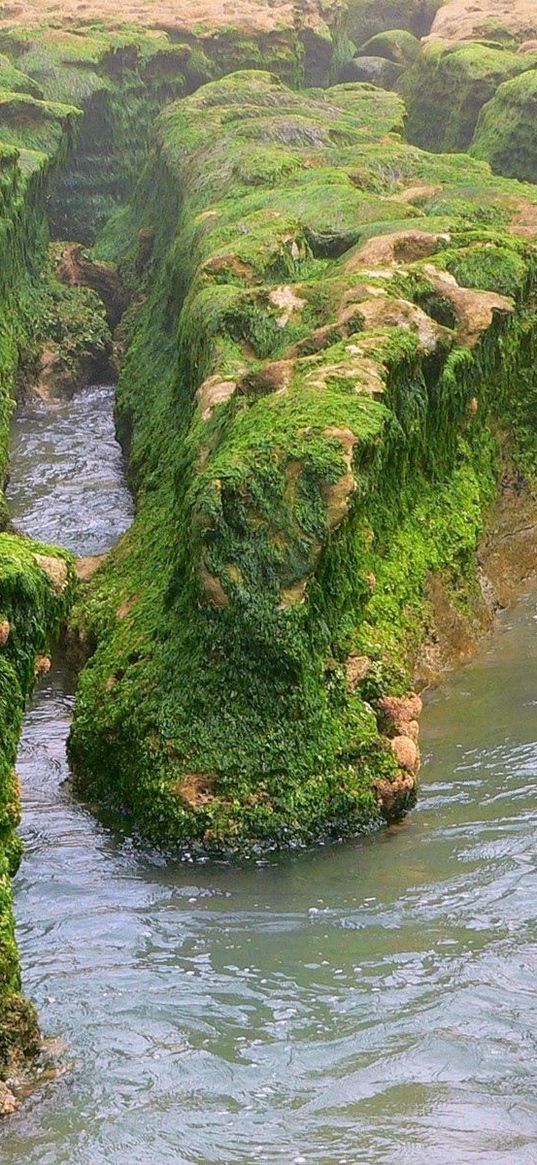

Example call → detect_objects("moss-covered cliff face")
471 70 537 184
401 42 537 153
0 15 347 244
0 539 76 1097
66 71 537 855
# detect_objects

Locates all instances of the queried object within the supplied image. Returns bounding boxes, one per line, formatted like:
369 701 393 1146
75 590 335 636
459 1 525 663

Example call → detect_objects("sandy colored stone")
347 230 450 270
0 618 10 646
0 1082 20 1115
0 0 330 35
355 297 448 354
171 771 217 807
200 563 229 608
345 652 371 691
422 267 514 347
75 554 107 582
197 376 237 422
378 693 423 725
391 735 420 774
269 285 306 327
429 0 537 45
395 184 443 204
35 655 51 677
374 771 415 817
279 577 309 608
32 553 69 594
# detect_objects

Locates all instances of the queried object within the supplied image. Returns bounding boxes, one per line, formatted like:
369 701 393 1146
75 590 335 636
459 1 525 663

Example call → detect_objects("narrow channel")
2 385 537 1162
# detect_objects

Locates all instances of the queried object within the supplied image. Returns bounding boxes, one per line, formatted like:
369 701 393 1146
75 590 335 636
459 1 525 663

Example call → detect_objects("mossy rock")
358 28 420 65
346 0 446 47
338 54 404 87
401 41 535 151
470 68 537 182
65 69 537 856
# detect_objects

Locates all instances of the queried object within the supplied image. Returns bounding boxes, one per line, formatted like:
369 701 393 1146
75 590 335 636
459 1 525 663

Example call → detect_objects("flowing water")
2 384 537 1164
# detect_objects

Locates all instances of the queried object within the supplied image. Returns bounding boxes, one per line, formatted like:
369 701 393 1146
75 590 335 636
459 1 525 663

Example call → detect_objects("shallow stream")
2 384 537 1163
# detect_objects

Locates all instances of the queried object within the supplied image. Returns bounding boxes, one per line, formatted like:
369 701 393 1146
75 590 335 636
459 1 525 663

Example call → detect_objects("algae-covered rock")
402 41 535 151
358 28 420 65
346 0 445 46
470 69 537 183
66 70 537 854
338 55 403 87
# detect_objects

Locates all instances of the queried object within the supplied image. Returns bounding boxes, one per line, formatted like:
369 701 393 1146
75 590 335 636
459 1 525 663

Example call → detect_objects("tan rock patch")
345 652 371 692
171 771 217 807
196 375 237 422
200 563 229 607
75 554 107 582
346 230 450 270
32 553 69 594
374 771 416 817
429 0 537 45
268 285 306 327
391 735 420 774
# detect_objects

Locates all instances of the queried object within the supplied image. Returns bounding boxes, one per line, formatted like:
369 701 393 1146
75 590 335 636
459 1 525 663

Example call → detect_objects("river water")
2 384 537 1164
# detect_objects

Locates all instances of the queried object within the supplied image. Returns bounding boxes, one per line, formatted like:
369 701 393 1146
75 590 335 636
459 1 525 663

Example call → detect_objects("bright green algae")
0 538 76 1080
67 71 537 855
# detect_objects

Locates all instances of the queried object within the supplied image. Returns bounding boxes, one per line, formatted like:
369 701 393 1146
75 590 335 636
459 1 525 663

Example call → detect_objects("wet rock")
374 771 416 819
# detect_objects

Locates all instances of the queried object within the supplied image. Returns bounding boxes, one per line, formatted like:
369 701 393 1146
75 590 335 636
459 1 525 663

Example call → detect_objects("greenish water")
2 386 537 1163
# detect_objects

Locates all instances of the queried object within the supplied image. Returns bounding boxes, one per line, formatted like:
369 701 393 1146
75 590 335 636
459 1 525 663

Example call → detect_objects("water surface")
2 385 537 1163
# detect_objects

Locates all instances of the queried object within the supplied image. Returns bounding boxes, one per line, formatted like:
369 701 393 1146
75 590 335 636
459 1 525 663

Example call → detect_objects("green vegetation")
66 71 537 857
471 70 537 183
401 42 536 152
345 0 445 47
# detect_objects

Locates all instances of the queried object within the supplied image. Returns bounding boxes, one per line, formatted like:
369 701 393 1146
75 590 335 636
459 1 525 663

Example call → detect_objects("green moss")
358 28 420 65
402 42 535 152
470 70 537 184
64 71 537 857
345 0 446 48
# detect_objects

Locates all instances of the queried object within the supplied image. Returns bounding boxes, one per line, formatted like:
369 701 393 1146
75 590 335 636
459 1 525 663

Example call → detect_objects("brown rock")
171 771 217 808
32 553 69 594
57 242 127 327
35 655 51 678
391 735 420 774
196 376 237 421
347 230 450 269
374 771 415 818
377 693 423 726
200 563 229 608
345 652 371 691
75 554 107 582
0 618 10 646
0 1082 20 1115
34 346 75 402
429 0 537 45
422 267 514 347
